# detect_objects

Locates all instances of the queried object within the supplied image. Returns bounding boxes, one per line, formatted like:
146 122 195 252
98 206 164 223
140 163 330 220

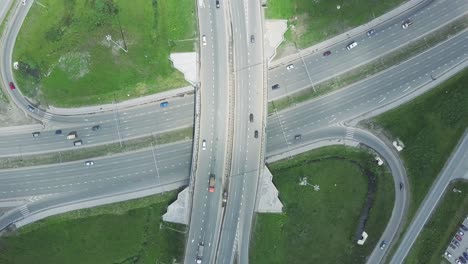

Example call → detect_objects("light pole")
106 35 128 53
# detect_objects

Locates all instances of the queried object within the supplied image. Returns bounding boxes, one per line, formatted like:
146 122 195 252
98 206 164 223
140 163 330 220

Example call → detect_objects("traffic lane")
48 94 195 124
0 169 189 231
267 0 467 100
185 0 229 262
0 102 195 157
0 141 192 199
0 151 191 199
353 129 408 264
390 133 468 264
265 31 468 148
264 126 408 264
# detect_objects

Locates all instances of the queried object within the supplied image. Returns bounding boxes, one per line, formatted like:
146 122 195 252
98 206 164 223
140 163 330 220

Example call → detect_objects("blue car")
160 101 169 108
463 252 468 260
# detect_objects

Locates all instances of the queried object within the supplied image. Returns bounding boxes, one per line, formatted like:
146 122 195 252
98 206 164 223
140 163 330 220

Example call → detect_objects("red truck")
209 174 215 193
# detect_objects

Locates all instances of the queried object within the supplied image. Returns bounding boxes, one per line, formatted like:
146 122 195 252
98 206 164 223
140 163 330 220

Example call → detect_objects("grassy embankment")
0 192 186 264
405 181 468 264
13 0 196 107
363 68 468 259
266 0 405 55
250 146 394 264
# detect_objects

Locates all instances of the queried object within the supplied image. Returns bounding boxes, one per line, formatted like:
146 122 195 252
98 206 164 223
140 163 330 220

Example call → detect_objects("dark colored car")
249 113 254 123
254 130 258 138
463 252 468 260
27 105 35 113
55 129 62 135
460 256 467 264
251 35 255 43
294 134 302 140
32 132 40 137
323 50 331 56
454 240 461 247
367 29 375 36
450 243 457 250
461 224 468 232
160 101 169 108
9 82 15 90
399 182 404 190
271 84 280 90
92 125 100 131
216 0 220 8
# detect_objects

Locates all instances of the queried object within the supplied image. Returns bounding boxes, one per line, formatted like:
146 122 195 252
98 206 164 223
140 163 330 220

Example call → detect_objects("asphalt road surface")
215 0 265 263
0 140 192 230
267 0 467 100
183 0 231 262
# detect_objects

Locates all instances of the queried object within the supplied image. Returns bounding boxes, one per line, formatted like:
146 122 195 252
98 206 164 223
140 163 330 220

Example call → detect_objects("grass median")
250 146 394 264
0 127 193 169
0 191 186 264
404 181 468 264
266 0 405 56
268 15 468 113
362 68 468 260
13 0 196 107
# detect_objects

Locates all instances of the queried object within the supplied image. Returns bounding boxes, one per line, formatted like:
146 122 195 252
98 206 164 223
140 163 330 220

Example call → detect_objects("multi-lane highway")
0 140 192 230
0 95 194 157
215 0 265 263
184 0 231 262
267 0 467 100
0 0 467 263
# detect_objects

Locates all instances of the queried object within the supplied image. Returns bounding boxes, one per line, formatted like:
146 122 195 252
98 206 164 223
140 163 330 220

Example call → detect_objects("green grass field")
0 192 185 264
250 146 394 264
405 181 468 264
13 0 196 107
369 68 468 228
266 0 405 49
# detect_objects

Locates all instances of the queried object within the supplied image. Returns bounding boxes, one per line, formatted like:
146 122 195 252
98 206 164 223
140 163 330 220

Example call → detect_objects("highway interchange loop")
0 0 467 263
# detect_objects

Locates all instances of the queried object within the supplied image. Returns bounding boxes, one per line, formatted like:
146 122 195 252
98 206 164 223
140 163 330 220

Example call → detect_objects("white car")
286 64 294 70
346 41 358 50
202 35 207 46
375 156 384 166
445 251 452 258
393 141 404 151
85 161 94 166
202 140 206 150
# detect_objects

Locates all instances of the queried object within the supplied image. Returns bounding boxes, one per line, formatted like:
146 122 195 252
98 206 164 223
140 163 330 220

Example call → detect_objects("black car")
32 132 40 138
92 125 100 131
55 129 62 135
461 225 468 232
249 113 254 123
216 0 220 8
294 134 302 140
254 130 258 138
271 84 280 90
323 50 331 56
